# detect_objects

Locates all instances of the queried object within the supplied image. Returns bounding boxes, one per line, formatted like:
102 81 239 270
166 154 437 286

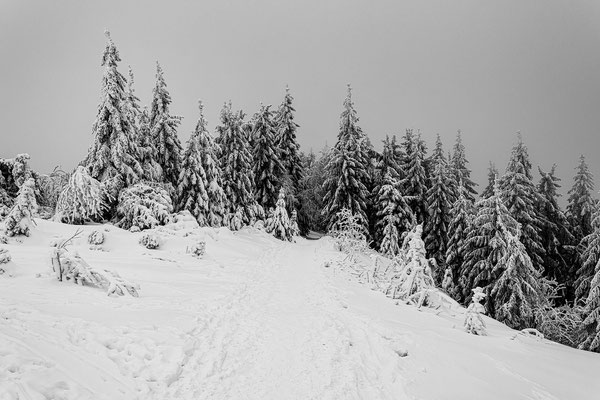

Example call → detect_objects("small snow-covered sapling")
464 287 487 336
139 233 160 249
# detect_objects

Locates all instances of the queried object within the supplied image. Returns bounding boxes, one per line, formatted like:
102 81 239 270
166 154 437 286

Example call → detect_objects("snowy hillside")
1 220 600 400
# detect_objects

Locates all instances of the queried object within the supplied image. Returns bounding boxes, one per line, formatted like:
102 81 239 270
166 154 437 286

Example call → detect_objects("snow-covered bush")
0 234 7 244
116 183 173 231
464 287 487 336
0 248 12 275
51 231 139 296
225 207 244 231
188 241 206 257
386 224 436 308
139 233 160 249
4 178 37 237
56 166 107 224
266 189 293 241
536 302 584 347
441 267 454 293
36 167 69 211
290 210 300 237
130 226 141 233
87 230 105 245
329 208 369 259
162 210 200 232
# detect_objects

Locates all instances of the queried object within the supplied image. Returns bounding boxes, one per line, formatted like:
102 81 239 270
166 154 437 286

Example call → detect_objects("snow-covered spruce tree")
450 130 477 203
290 210 300 237
537 165 575 296
576 203 600 300
499 135 545 273
491 223 545 330
56 166 107 225
445 181 473 300
579 249 600 352
116 183 173 230
176 101 226 227
267 189 293 241
322 85 371 231
464 287 487 335
137 106 162 182
216 102 260 227
83 31 142 190
4 178 37 237
375 172 415 257
386 224 436 308
125 66 141 124
424 135 456 279
274 86 303 188
480 163 498 200
400 129 429 225
252 104 285 210
567 155 595 240
149 62 183 192
460 178 519 311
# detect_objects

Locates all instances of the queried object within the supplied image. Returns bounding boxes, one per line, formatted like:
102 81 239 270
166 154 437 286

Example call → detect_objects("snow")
1 219 600 399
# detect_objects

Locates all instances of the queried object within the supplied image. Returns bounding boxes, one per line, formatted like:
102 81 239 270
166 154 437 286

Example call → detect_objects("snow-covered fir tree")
274 86 303 188
266 188 293 242
450 130 477 203
323 85 371 231
289 210 300 237
445 181 473 300
116 183 173 231
480 163 498 199
499 136 545 272
460 178 519 311
537 165 575 295
4 178 37 237
491 223 545 329
579 245 600 352
125 66 141 124
84 31 142 190
567 155 595 240
424 135 456 278
400 129 429 224
176 101 226 227
576 203 600 300
56 166 107 225
252 104 285 210
149 62 183 192
137 106 162 182
376 173 414 257
464 287 487 335
216 102 260 227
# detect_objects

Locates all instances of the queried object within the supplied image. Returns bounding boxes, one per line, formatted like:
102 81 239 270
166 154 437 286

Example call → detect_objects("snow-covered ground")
1 220 599 400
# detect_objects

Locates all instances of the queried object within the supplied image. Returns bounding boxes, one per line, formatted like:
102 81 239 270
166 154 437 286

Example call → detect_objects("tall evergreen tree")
252 104 285 210
400 129 428 224
567 155 595 240
445 181 473 299
499 136 545 272
84 31 142 189
480 162 498 199
424 135 456 278
450 130 477 203
579 211 600 351
576 203 600 300
216 102 260 226
322 85 371 230
149 62 183 191
274 87 303 188
461 179 519 312
177 101 226 227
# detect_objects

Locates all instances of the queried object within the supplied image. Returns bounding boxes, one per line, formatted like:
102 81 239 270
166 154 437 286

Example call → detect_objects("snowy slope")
1 219 599 400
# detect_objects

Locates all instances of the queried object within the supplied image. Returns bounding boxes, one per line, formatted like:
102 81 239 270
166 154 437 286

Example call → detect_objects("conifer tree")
149 62 183 191
499 136 545 272
400 129 429 224
424 135 456 277
323 85 371 230
267 188 293 241
177 101 226 227
480 163 498 199
445 181 473 299
84 31 142 189
567 155 595 240
252 104 285 210
216 102 260 227
274 87 303 188
125 66 141 123
375 173 415 257
137 107 161 182
3 178 37 237
579 240 600 352
576 203 600 300
450 130 477 203
461 178 519 312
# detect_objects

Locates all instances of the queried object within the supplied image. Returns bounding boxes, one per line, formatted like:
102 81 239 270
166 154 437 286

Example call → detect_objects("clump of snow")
87 230 105 246
464 287 487 335
162 210 200 233
187 241 206 258
139 233 161 250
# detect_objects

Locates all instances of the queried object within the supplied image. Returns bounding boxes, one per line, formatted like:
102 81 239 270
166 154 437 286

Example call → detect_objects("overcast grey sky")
1 0 600 195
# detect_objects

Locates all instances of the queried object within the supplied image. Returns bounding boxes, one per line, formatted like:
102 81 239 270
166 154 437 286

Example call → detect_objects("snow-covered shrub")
87 230 105 245
188 241 206 257
162 210 200 232
0 248 11 266
266 189 293 241
386 224 436 308
0 248 15 276
139 233 160 249
290 210 300 237
536 302 584 347
225 207 244 231
4 178 37 237
130 226 141 233
56 166 107 224
36 167 69 211
0 234 7 244
329 208 368 259
464 287 487 335
441 267 454 293
116 183 173 231
51 231 139 296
